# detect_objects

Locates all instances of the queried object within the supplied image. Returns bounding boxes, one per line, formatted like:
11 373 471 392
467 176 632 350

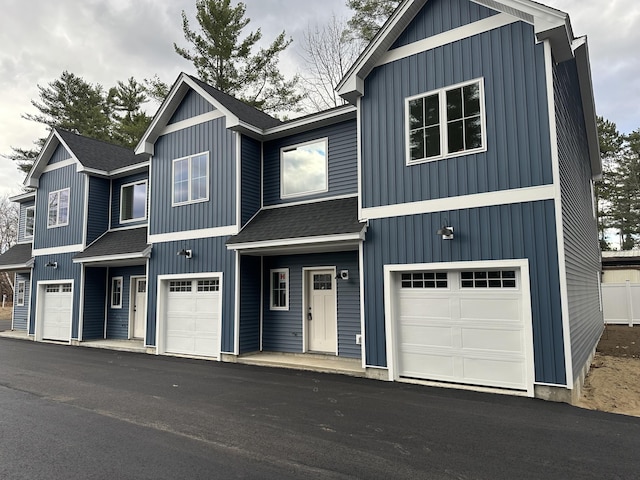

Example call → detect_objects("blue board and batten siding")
554 59 603 383
363 202 566 384
239 255 261 354
48 144 72 164
150 119 237 235
82 267 107 340
146 238 236 352
262 120 358 206
168 89 215 124
241 135 261 226
17 200 35 244
13 272 30 331
362 22 552 208
106 265 146 339
262 252 361 359
111 172 149 229
86 177 110 246
33 164 85 250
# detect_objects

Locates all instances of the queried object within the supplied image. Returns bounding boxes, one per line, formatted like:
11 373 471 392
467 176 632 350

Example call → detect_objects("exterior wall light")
45 261 58 269
177 248 192 259
436 225 454 240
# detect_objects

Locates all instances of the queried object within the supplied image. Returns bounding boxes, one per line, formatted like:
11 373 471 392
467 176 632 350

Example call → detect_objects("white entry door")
41 283 72 342
132 278 146 339
307 270 337 353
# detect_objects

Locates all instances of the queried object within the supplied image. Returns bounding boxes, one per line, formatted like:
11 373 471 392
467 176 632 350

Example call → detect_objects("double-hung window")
120 180 147 223
24 206 35 238
48 188 70 228
270 269 289 310
172 153 209 206
111 277 123 309
281 139 328 198
406 78 486 164
16 281 25 307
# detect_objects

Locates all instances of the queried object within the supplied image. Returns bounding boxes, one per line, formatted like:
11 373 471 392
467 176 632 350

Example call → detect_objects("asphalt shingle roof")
56 129 147 172
187 75 283 130
227 197 364 245
0 243 33 269
74 228 149 260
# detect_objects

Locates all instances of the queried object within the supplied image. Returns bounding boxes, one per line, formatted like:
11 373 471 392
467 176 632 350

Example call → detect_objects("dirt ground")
578 325 640 417
0 307 11 321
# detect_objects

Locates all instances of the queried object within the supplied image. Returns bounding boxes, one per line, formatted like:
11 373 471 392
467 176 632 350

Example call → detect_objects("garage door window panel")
461 271 517 289
401 272 448 289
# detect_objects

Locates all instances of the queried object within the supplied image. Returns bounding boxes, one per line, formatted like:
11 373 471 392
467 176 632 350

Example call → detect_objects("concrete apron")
233 352 366 378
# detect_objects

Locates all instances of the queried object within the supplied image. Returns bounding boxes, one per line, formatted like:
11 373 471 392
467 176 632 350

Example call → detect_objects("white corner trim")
356 97 363 221
358 242 366 369
33 244 84 256
544 40 573 388
160 110 225 136
362 185 555 220
148 225 239 244
236 132 242 229
377 13 520 68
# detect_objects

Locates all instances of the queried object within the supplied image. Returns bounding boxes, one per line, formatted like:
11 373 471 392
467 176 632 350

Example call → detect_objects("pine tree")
346 0 400 42
108 78 153 149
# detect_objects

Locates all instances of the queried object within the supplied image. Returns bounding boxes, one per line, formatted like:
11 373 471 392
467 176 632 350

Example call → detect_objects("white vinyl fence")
602 281 640 325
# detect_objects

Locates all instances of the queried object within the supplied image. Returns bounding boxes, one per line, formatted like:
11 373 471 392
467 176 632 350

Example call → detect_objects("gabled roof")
73 227 151 265
25 129 149 188
335 0 600 178
0 243 33 271
227 197 366 253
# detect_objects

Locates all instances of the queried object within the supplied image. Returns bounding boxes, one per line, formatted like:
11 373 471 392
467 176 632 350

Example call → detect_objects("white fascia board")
32 244 84 256
9 191 36 203
261 106 357 139
227 231 365 251
24 130 79 188
0 263 33 272
72 248 152 265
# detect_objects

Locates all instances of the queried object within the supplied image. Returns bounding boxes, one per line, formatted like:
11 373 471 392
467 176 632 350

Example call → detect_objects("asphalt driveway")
0 338 638 479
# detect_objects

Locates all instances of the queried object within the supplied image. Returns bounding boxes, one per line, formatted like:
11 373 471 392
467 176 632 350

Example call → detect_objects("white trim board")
33 244 84 256
361 185 555 220
149 225 238 243
160 110 224 136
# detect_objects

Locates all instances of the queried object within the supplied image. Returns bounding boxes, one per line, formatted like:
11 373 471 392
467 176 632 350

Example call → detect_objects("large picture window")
406 79 485 164
172 153 209 206
281 139 328 198
24 206 35 238
120 181 147 222
48 188 70 228
270 269 289 310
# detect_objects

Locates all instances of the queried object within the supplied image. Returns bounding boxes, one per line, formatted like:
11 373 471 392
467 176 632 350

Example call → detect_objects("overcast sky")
0 0 638 197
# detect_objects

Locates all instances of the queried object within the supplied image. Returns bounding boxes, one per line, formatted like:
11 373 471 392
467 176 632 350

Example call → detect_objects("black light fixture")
436 219 454 240
177 248 192 259
45 260 58 269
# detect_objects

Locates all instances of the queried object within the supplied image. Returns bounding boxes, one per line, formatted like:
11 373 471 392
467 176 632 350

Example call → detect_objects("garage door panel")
459 297 520 321
462 358 526 389
398 293 452 317
461 327 524 352
400 324 453 348
401 352 455 379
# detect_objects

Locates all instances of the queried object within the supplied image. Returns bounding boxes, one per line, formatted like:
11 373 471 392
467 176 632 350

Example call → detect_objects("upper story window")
120 181 147 223
406 78 486 165
24 206 35 238
281 139 328 199
173 153 209 206
48 188 70 228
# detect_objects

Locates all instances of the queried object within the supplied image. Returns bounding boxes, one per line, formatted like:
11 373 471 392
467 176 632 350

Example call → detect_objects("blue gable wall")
111 171 149 229
33 165 85 249
13 272 30 331
82 267 107 340
361 22 552 208
263 120 358 206
17 200 35 244
168 89 215 124
392 0 498 48
241 135 261 226
48 144 72 164
86 177 110 246
150 119 237 235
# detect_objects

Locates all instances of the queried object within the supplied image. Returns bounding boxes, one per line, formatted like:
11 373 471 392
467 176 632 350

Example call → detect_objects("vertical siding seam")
544 40 572 387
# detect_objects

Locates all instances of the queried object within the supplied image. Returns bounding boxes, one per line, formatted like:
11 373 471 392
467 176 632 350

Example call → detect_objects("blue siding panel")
263 120 358 206
17 200 35 244
12 272 30 331
33 165 85 249
363 201 566 385
111 171 149 229
239 255 261 354
168 89 215 124
362 22 553 208
106 265 146 339
82 267 107 340
554 59 604 383
150 119 237 235
48 144 72 164
146 238 236 352
86 177 110 245
241 135 261 226
392 0 498 48
262 252 361 358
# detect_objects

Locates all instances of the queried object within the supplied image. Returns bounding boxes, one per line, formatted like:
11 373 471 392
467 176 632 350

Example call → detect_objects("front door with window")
132 278 147 339
307 270 337 353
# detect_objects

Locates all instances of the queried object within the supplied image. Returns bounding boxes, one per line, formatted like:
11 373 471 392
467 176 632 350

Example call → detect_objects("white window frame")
280 138 329 199
24 206 35 239
270 268 289 311
47 188 70 228
16 281 25 307
172 152 210 207
111 277 123 309
120 180 148 223
405 78 487 165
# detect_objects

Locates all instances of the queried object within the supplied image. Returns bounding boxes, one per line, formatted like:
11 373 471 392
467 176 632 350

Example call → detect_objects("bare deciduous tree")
0 196 19 300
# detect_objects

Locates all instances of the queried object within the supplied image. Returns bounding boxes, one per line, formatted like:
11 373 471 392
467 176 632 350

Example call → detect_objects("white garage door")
42 283 72 342
164 279 220 357
396 269 529 391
